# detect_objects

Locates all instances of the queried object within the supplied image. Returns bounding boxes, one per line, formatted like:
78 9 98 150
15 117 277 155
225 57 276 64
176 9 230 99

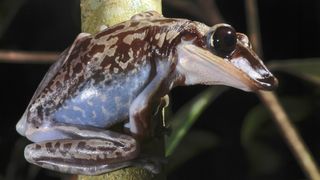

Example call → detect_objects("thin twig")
244 0 263 56
258 91 320 180
0 50 58 63
245 0 320 179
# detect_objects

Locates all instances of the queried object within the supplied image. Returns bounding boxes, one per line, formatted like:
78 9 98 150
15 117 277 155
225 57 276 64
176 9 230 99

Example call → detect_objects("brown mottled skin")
25 12 210 137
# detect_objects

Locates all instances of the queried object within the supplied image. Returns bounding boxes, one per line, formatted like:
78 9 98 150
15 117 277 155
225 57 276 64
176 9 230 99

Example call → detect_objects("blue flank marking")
54 65 151 128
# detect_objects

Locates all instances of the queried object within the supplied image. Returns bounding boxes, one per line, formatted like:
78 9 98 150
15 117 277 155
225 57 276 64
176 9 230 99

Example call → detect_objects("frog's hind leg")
24 138 137 175
24 124 139 175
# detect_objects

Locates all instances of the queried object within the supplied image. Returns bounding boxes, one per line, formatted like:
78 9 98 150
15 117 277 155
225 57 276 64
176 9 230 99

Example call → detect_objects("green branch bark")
80 0 161 34
78 0 164 180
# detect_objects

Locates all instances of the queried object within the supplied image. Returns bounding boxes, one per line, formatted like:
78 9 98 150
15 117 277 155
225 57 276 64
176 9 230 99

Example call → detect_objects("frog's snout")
228 42 278 91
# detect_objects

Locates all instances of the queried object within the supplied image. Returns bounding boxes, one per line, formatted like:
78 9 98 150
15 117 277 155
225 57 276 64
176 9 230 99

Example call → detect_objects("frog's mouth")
176 43 278 92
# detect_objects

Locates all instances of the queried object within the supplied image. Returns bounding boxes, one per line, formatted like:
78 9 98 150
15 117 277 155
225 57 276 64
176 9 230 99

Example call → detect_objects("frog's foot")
24 125 139 175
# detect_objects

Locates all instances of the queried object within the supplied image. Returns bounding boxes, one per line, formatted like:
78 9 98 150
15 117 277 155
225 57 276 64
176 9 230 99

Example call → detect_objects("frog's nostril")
256 75 278 91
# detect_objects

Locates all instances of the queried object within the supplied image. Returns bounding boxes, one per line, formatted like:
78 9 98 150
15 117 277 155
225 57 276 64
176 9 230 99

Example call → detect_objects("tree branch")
78 0 164 179
80 0 162 34
258 91 320 180
0 50 58 63
245 0 320 179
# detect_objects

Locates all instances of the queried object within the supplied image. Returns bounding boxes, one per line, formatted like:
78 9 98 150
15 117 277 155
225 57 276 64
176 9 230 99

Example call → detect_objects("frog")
16 11 277 175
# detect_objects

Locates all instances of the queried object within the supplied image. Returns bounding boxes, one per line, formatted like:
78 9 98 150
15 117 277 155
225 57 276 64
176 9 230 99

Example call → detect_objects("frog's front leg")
129 61 172 138
24 124 139 175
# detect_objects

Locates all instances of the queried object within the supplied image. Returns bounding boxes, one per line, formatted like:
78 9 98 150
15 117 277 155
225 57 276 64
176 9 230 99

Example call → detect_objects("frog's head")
176 23 278 91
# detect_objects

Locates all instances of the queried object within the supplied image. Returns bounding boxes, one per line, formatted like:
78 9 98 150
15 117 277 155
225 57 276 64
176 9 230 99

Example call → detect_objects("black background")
0 0 319 179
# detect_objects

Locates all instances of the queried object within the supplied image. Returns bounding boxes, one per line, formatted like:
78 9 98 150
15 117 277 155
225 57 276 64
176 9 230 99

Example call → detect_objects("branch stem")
0 50 58 63
244 0 263 56
78 0 164 179
245 0 320 179
80 0 161 34
258 91 320 180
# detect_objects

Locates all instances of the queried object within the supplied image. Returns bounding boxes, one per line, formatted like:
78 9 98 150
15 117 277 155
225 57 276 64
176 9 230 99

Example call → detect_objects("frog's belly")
53 67 150 128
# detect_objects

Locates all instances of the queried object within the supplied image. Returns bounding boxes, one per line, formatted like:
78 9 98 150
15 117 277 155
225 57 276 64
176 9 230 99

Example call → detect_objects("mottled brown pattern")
95 25 126 39
96 146 117 152
26 13 207 138
88 44 105 56
35 144 41 150
76 141 86 150
73 63 83 74
54 142 60 150
130 21 140 27
109 140 125 147
63 143 72 151
35 156 115 166
45 142 53 153
81 37 92 49
122 143 135 151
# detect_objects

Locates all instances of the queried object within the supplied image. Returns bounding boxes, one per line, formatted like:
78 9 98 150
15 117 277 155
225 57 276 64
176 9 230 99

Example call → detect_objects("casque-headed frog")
16 11 277 175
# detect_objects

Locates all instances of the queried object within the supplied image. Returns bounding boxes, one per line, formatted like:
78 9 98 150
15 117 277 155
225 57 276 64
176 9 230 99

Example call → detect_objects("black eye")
208 25 237 57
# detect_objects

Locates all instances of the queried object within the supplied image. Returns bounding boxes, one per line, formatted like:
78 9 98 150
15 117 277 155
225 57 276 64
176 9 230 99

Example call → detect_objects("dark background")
0 0 319 179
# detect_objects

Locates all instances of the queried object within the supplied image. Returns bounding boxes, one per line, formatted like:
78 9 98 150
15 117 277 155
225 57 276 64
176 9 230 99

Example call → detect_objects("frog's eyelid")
236 33 251 48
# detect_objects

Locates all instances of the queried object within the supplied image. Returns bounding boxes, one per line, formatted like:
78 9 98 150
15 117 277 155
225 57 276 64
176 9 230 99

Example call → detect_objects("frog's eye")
208 25 237 57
